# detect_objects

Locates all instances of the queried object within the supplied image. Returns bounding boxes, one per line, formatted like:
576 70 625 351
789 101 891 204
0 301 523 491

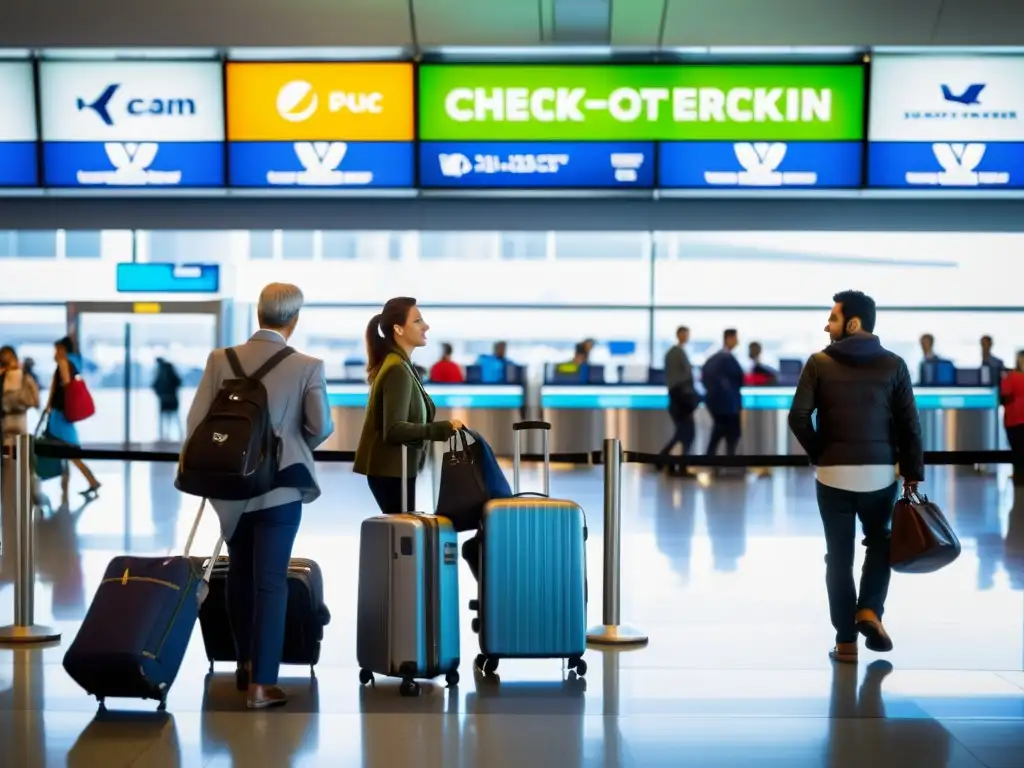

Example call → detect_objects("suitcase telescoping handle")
512 420 551 497
400 442 411 514
183 498 224 601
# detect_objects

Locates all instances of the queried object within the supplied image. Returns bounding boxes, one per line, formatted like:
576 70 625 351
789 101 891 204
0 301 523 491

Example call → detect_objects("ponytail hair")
365 297 418 383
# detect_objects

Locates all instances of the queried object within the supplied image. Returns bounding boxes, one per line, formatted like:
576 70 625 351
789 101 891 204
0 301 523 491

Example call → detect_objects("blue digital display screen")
0 142 38 186
328 385 523 409
419 141 655 188
229 141 414 188
658 142 863 189
868 141 1024 189
116 263 220 293
43 142 224 187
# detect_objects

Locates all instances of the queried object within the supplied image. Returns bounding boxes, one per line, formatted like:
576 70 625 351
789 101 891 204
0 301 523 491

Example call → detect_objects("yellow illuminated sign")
133 303 161 314
226 62 414 142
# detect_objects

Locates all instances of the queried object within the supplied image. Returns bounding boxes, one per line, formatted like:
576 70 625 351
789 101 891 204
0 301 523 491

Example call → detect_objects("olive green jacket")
353 350 455 478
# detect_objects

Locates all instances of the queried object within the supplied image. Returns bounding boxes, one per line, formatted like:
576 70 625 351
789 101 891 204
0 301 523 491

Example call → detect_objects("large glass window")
11 231 58 258
64 230 103 259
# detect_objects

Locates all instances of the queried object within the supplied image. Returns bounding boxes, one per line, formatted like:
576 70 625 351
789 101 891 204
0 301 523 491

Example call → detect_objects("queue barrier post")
0 434 61 644
586 438 648 648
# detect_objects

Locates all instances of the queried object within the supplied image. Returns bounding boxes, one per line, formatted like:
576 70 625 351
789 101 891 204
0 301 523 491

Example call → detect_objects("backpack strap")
224 347 246 379
251 347 296 382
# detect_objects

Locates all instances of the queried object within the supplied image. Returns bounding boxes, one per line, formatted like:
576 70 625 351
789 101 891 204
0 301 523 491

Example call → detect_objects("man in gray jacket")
186 282 333 709
658 326 698 474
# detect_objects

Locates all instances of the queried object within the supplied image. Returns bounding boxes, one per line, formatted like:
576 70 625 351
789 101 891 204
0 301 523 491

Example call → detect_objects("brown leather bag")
891 488 961 574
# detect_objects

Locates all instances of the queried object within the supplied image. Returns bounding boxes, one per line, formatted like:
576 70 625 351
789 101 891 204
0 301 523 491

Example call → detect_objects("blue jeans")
816 481 899 643
226 501 302 686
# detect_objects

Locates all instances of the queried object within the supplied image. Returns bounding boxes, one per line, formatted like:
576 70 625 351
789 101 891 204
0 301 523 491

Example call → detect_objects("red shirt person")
429 343 464 383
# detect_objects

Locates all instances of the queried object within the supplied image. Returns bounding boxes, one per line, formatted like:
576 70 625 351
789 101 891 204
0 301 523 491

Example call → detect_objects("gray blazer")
185 330 334 541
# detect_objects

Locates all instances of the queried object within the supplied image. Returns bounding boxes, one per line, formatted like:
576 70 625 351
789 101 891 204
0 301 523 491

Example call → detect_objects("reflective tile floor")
1 460 1023 767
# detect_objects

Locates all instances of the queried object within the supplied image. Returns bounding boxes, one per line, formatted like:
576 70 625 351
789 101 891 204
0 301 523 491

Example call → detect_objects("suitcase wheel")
96 696 106 711
157 698 167 712
468 599 479 611
568 656 587 676
475 654 499 675
399 679 421 697
471 618 479 634
359 669 375 687
445 670 460 688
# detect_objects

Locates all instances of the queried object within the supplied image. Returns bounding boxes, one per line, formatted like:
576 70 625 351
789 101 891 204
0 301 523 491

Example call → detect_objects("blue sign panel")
658 142 863 188
44 142 224 188
328 385 523 409
0 143 38 186
229 141 414 188
419 141 655 188
868 142 1024 189
116 263 220 293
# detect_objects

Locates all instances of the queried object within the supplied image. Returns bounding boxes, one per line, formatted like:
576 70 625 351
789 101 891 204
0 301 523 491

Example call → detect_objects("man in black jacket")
788 290 924 664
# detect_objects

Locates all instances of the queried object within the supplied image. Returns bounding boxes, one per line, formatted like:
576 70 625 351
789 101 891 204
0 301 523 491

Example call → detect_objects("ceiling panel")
930 0 1024 45
412 0 545 46
0 0 414 48
657 0 945 47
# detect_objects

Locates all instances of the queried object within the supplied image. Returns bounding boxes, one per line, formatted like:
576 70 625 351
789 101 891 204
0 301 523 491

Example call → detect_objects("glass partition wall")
1 227 1022 444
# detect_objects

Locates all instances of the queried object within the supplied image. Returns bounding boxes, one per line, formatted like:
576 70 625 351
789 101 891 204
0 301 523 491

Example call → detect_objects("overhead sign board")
39 61 225 188
226 62 414 188
658 141 863 188
0 62 39 186
419 141 655 189
868 55 1024 189
419 64 865 141
117 263 220 293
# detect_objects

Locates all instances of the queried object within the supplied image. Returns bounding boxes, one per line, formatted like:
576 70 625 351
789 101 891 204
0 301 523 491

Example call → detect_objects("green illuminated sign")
418 64 864 141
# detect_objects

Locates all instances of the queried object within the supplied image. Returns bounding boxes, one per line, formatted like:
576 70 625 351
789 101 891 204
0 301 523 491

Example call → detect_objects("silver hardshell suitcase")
356 445 461 696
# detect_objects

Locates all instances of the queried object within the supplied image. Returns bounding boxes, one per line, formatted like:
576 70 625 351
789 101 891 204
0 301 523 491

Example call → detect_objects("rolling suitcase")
198 556 330 674
63 499 222 710
356 444 461 696
472 420 588 676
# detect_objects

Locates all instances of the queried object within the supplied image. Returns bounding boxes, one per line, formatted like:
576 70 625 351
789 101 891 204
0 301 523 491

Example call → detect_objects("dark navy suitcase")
472 421 588 676
63 500 222 710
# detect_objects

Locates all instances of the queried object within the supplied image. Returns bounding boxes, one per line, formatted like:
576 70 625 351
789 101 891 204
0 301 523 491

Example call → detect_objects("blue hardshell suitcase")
63 500 223 710
356 445 461 696
473 421 588 676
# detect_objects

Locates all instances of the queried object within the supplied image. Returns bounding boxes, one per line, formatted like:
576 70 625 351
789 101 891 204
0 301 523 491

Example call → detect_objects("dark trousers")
705 413 741 456
816 480 899 643
226 501 302 686
367 475 417 514
462 533 481 582
660 389 696 462
1007 424 1024 485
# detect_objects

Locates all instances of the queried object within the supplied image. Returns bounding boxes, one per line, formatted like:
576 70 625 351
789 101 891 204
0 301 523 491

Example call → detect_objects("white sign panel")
40 61 224 142
0 62 38 141
869 55 1024 142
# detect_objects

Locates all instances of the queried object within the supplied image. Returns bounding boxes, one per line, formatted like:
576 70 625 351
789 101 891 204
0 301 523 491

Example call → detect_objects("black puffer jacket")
788 334 924 481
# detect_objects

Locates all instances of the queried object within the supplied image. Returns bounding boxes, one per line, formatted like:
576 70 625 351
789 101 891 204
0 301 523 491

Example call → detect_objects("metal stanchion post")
587 438 648 647
0 434 61 644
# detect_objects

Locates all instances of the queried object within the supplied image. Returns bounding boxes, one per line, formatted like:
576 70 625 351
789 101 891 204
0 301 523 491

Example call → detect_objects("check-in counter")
323 383 525 457
540 385 1000 456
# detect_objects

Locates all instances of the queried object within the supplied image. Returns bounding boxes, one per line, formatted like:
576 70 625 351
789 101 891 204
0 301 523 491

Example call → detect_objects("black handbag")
891 488 961 574
435 431 492 533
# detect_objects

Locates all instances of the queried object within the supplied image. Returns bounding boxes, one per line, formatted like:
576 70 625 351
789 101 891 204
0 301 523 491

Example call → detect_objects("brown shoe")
829 641 858 664
246 684 289 710
855 609 894 652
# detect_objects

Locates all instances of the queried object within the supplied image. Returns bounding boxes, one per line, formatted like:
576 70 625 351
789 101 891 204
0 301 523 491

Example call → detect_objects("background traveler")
186 282 333 710
153 357 183 441
1001 350 1024 486
45 336 100 507
429 343 464 383
1 345 39 443
702 329 745 461
788 290 924 664
658 326 698 475
354 297 460 514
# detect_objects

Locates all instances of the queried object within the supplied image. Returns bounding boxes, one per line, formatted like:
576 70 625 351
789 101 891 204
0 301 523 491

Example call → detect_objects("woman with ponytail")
354 297 463 513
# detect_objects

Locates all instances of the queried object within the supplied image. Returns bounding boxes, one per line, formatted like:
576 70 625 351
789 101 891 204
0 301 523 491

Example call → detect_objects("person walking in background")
745 342 778 385
788 290 923 664
429 343 464 383
702 329 745 461
658 326 698 475
354 297 461 514
1 345 39 442
1000 350 1024 486
980 335 1005 386
45 336 100 506
186 283 333 709
152 357 183 442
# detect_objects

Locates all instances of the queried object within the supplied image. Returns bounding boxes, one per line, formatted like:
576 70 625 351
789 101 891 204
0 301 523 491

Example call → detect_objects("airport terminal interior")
3 1 1024 766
